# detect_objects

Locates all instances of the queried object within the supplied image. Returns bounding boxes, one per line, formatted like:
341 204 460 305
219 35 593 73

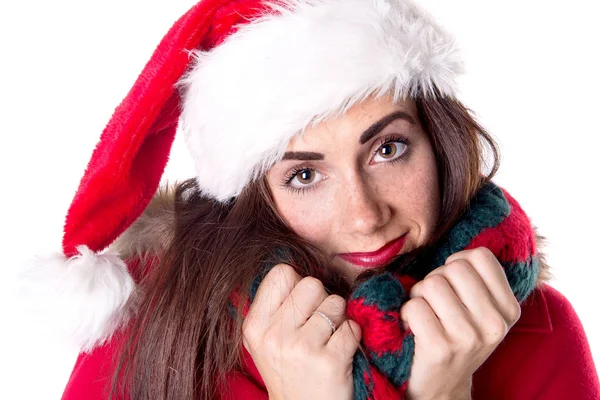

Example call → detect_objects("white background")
1 1 598 398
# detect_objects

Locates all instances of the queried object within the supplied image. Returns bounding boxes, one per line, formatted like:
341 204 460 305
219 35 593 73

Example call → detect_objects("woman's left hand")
399 247 522 400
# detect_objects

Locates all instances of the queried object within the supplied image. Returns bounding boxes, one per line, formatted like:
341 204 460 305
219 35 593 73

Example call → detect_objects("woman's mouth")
337 234 408 268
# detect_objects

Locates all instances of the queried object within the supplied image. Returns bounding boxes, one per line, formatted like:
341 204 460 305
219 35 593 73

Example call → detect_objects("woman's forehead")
287 96 418 150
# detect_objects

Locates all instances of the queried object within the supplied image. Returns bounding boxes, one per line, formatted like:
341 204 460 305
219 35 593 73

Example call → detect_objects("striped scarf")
237 181 540 399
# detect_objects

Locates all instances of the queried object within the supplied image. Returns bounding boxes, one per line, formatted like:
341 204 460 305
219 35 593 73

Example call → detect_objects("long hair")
110 94 500 400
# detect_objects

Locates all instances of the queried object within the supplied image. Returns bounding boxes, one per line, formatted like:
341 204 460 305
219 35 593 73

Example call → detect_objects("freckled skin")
266 94 441 283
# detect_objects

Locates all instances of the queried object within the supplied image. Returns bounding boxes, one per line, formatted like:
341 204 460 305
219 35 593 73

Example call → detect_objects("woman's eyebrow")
359 110 416 144
281 151 324 161
281 111 415 161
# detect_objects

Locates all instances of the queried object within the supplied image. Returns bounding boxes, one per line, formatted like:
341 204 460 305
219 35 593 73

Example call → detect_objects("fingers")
444 248 520 324
245 265 361 366
327 319 362 360
411 260 497 326
408 274 479 341
406 247 521 347
277 276 329 332
400 297 448 355
301 294 347 345
244 264 302 345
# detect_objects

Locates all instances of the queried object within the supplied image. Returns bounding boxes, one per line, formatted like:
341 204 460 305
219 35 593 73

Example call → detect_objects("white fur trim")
178 0 464 202
18 245 135 352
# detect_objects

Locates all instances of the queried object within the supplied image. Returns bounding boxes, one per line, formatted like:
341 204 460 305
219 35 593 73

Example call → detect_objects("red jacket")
62 282 599 400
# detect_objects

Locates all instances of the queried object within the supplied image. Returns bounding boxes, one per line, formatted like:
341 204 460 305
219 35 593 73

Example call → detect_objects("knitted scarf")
233 181 540 399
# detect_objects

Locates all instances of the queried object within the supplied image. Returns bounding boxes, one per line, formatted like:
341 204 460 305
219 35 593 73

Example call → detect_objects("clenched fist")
400 247 522 400
242 264 362 400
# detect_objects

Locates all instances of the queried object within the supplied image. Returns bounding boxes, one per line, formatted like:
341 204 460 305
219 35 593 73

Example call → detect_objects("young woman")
35 0 598 399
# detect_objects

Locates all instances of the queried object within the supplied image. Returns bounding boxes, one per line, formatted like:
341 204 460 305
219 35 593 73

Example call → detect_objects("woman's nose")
342 180 391 235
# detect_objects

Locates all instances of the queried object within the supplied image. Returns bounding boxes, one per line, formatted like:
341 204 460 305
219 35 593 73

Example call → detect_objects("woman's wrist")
407 378 472 400
439 391 471 400
442 379 472 400
427 389 472 400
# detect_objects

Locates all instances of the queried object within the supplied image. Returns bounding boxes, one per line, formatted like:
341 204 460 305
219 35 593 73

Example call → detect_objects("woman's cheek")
405 159 441 242
279 195 334 244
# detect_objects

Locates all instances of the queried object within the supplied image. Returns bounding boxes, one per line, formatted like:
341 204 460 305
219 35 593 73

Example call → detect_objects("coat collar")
510 283 553 334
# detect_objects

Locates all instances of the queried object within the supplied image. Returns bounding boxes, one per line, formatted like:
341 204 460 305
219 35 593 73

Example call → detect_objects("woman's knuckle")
460 327 482 350
326 294 346 311
447 259 471 275
411 296 429 311
477 248 501 268
265 264 300 293
401 299 416 315
300 276 325 294
401 297 427 321
429 341 452 364
296 343 326 366
473 247 491 258
469 247 489 261
263 327 283 350
423 274 447 293
242 318 254 337
292 338 313 357
508 302 522 324
483 316 508 343
242 322 257 348
270 263 296 281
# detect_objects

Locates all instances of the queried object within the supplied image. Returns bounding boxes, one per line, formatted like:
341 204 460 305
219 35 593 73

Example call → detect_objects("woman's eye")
289 168 322 188
373 141 407 163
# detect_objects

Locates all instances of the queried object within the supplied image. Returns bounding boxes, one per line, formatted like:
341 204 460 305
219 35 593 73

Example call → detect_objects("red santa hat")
25 0 464 351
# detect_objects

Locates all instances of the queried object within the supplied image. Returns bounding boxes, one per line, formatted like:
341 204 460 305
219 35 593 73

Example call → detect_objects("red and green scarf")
234 181 540 399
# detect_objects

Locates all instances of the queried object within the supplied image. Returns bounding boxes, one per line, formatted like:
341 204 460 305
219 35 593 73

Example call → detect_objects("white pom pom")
18 245 136 352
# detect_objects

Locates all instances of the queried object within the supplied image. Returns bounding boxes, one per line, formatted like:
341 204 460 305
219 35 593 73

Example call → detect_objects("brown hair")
110 94 499 400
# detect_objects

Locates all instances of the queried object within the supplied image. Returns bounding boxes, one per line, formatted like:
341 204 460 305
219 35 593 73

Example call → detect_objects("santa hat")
25 0 464 351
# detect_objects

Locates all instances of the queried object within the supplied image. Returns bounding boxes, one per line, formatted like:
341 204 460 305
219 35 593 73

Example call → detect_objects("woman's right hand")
242 264 362 400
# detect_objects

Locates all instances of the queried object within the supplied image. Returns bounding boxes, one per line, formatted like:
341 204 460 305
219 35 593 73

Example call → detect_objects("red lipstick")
337 234 407 268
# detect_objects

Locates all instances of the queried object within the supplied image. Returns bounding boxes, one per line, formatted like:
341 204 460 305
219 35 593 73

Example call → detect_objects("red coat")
62 283 599 400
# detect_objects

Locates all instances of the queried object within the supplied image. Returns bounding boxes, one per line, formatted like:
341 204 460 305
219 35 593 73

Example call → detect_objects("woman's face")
266 94 440 284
